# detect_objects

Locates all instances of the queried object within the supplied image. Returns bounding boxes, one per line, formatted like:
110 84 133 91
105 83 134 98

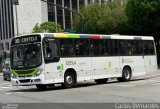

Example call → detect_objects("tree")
32 22 62 33
73 1 128 34
126 0 160 36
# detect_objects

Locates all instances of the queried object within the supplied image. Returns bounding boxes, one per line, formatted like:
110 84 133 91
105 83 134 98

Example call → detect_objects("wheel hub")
124 70 130 79
66 76 73 84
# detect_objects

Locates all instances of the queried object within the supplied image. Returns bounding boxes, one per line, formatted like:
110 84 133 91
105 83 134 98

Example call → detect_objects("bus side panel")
119 56 146 77
44 57 93 84
65 57 93 82
92 57 121 79
92 57 107 79
44 62 63 84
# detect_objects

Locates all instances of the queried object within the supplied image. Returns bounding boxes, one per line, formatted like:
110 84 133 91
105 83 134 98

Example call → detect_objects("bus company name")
122 58 134 63
66 61 76 65
15 36 38 44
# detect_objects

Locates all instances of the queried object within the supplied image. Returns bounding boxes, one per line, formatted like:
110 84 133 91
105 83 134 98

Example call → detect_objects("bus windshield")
11 43 42 70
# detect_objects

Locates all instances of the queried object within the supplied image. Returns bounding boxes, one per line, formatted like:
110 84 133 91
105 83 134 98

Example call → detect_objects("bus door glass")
143 40 156 74
43 38 60 63
132 40 145 75
43 37 60 81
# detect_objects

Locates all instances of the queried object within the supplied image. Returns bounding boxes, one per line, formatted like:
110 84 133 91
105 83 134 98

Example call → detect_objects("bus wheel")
36 84 47 90
118 67 131 82
62 72 75 89
95 78 108 84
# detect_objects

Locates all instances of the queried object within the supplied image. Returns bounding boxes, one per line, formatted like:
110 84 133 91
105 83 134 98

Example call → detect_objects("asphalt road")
0 71 160 104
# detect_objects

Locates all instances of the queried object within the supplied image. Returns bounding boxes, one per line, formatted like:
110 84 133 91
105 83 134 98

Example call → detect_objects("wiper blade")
17 65 24 68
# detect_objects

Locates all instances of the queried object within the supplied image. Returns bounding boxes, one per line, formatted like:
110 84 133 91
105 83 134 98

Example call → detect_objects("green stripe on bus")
68 34 80 38
61 64 64 72
150 60 152 66
12 68 39 76
153 41 157 55
109 61 112 68
107 61 111 68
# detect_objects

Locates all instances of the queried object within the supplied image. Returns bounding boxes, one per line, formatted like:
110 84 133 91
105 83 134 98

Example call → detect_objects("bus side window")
113 40 119 55
128 40 134 55
43 39 59 63
105 39 112 55
60 39 66 57
66 39 74 56
90 40 97 56
119 40 128 55
84 39 90 56
149 41 155 55
143 40 155 55
91 39 102 56
133 40 142 55
75 39 84 56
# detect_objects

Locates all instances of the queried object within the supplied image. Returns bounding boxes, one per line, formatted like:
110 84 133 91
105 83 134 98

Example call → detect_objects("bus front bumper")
11 75 44 86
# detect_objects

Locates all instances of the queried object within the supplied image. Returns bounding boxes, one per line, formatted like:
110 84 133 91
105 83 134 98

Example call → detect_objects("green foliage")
126 0 160 36
73 1 128 34
32 22 62 33
74 0 160 37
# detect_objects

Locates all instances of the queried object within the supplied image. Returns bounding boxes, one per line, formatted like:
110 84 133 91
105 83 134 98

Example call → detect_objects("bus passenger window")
143 40 155 55
59 39 66 56
128 41 134 55
112 40 119 55
119 40 128 55
91 40 102 56
66 39 74 56
134 40 143 55
43 40 59 63
84 39 90 56
75 39 84 56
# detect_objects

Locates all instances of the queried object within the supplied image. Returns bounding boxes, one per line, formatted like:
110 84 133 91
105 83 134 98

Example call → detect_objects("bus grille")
19 79 31 83
14 69 35 75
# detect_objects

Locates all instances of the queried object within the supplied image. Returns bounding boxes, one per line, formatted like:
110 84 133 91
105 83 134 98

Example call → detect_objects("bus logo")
66 61 76 65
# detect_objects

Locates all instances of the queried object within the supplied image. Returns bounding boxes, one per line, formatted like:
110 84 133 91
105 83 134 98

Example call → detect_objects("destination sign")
11 35 41 45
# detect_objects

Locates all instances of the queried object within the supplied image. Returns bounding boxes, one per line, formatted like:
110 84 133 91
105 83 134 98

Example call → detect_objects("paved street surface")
0 71 160 103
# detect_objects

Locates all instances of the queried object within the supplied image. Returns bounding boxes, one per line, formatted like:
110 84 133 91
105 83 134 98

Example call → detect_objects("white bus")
10 33 157 90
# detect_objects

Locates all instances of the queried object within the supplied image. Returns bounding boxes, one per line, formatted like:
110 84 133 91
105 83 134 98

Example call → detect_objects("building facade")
48 0 111 30
0 0 122 66
0 0 15 66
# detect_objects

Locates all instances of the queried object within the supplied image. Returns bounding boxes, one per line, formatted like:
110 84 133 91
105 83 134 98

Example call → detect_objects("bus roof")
16 33 154 40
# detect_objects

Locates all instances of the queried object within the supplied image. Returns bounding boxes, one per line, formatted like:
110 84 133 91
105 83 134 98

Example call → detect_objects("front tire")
62 72 75 89
117 67 131 82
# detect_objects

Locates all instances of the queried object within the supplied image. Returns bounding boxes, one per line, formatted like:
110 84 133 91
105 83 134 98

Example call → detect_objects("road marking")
5 93 12 95
1 87 13 89
0 83 11 85
149 79 160 83
106 79 160 87
15 92 23 94
129 79 155 84
118 84 136 87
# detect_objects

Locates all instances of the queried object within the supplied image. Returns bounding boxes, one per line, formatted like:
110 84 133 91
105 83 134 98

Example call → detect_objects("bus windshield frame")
10 35 42 70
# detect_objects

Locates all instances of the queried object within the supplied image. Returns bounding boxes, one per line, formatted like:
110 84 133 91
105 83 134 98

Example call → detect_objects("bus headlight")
11 73 17 79
34 68 43 77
